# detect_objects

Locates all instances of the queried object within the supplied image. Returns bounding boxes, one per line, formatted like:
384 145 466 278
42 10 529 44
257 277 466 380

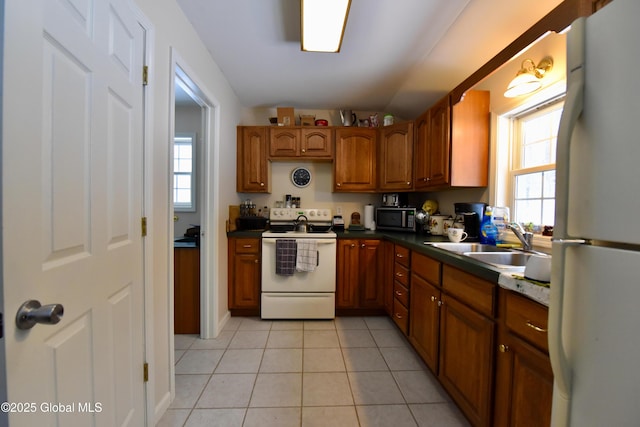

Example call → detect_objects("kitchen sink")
464 252 535 269
425 242 513 253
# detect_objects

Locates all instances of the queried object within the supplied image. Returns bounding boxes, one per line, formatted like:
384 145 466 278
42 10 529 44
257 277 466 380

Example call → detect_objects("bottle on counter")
480 206 499 245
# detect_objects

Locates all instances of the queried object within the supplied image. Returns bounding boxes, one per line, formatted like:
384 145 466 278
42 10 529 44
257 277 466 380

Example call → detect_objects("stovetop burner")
264 208 335 238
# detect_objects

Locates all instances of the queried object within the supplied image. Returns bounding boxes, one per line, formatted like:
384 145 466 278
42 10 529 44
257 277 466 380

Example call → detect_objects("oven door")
261 238 336 292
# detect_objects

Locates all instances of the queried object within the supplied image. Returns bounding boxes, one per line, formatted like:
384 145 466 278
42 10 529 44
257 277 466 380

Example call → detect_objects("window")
174 133 196 212
509 99 563 229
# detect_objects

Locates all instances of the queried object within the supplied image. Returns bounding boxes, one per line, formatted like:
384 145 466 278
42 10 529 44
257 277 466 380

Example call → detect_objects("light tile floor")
158 316 470 427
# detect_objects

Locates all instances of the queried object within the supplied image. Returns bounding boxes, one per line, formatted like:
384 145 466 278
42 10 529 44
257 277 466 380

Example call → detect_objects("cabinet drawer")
394 245 410 267
505 291 549 352
393 282 409 308
235 238 260 254
411 252 441 286
392 298 409 334
393 263 409 286
442 265 495 317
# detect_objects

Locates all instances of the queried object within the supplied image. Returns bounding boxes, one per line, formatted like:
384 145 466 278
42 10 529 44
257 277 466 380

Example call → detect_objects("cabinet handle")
301 148 306 153
395 313 403 319
437 300 443 307
254 259 259 264
395 253 404 258
395 272 403 277
260 182 265 187
395 290 403 297
361 244 365 248
498 344 510 353
337 183 341 187
243 245 252 248
430 296 436 302
406 181 411 185
526 321 547 333
350 243 355 248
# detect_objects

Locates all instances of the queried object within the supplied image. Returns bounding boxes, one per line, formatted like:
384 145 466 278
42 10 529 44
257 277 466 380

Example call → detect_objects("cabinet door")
301 128 333 158
409 274 440 373
174 247 200 334
379 122 414 191
414 110 430 190
336 239 359 308
334 128 377 192
237 127 269 192
450 90 490 187
230 253 261 309
228 238 261 311
358 240 383 308
494 332 553 427
427 96 450 187
269 127 300 158
439 294 494 427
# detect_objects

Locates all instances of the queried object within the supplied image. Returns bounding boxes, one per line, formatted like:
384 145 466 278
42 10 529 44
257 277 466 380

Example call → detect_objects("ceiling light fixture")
301 0 351 53
504 57 554 98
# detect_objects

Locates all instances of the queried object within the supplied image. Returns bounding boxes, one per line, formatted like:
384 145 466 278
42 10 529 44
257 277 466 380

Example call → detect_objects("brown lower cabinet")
494 288 553 427
405 250 552 427
174 246 200 334
336 238 384 313
228 237 261 315
438 291 495 427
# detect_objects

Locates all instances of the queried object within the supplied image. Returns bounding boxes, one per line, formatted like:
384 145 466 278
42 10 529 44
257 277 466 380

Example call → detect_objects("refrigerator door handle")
550 18 586 426
555 17 585 240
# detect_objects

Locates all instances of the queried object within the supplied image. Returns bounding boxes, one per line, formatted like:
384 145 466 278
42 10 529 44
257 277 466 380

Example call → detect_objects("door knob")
16 300 64 330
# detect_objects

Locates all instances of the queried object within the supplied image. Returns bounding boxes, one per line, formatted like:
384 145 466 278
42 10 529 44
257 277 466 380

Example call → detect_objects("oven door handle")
262 239 336 245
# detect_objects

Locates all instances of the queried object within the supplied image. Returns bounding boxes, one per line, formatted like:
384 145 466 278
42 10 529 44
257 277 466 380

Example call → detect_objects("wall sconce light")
504 57 554 98
301 0 351 53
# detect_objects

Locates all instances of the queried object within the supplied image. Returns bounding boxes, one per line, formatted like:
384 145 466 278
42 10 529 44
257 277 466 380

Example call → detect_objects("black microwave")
375 207 416 232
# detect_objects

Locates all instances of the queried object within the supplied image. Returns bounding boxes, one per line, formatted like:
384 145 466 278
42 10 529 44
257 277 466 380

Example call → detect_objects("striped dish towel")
296 239 318 272
275 239 296 276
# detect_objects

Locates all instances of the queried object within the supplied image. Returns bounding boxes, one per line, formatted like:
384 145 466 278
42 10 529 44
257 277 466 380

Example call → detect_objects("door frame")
132 5 156 424
169 49 220 346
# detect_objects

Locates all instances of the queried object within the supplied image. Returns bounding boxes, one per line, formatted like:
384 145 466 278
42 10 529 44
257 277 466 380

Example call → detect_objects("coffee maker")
454 202 487 242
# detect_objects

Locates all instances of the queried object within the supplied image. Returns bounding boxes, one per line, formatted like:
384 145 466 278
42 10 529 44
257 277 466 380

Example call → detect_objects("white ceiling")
176 0 563 119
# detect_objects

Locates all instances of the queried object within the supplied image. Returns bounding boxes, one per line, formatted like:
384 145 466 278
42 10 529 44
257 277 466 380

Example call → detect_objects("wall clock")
291 167 312 188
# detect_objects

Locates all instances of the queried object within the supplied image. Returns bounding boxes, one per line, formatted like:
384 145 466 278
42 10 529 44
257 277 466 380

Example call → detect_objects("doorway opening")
170 53 219 342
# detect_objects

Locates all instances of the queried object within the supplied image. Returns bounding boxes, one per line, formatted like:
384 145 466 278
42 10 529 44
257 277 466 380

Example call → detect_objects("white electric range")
261 208 336 319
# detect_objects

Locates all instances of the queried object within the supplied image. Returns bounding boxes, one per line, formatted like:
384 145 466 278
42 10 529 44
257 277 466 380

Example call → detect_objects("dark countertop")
227 229 505 284
174 242 198 248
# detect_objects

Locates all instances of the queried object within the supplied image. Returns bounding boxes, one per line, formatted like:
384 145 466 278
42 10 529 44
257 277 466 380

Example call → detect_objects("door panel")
3 0 146 425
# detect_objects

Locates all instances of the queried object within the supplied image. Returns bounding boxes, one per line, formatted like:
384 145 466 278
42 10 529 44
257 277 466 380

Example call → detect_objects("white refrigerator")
550 0 640 425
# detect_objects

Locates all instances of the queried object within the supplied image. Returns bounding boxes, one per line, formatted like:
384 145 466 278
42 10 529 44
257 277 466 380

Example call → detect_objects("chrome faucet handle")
508 222 534 251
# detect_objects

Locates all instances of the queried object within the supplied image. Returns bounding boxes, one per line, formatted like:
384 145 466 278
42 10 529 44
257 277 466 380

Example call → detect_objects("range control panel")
269 208 332 222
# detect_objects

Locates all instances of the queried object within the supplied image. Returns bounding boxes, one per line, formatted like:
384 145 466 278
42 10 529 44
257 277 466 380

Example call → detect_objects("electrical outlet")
336 206 342 215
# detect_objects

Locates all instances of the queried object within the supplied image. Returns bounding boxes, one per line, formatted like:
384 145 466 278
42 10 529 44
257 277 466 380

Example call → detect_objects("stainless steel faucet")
507 223 534 251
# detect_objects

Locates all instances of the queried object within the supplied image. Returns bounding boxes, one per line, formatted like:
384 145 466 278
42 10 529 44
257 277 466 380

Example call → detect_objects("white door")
2 0 146 425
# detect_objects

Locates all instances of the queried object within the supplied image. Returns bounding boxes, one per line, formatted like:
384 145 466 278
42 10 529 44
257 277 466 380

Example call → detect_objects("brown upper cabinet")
414 90 490 190
269 127 333 159
237 126 270 193
333 128 378 192
378 122 414 191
